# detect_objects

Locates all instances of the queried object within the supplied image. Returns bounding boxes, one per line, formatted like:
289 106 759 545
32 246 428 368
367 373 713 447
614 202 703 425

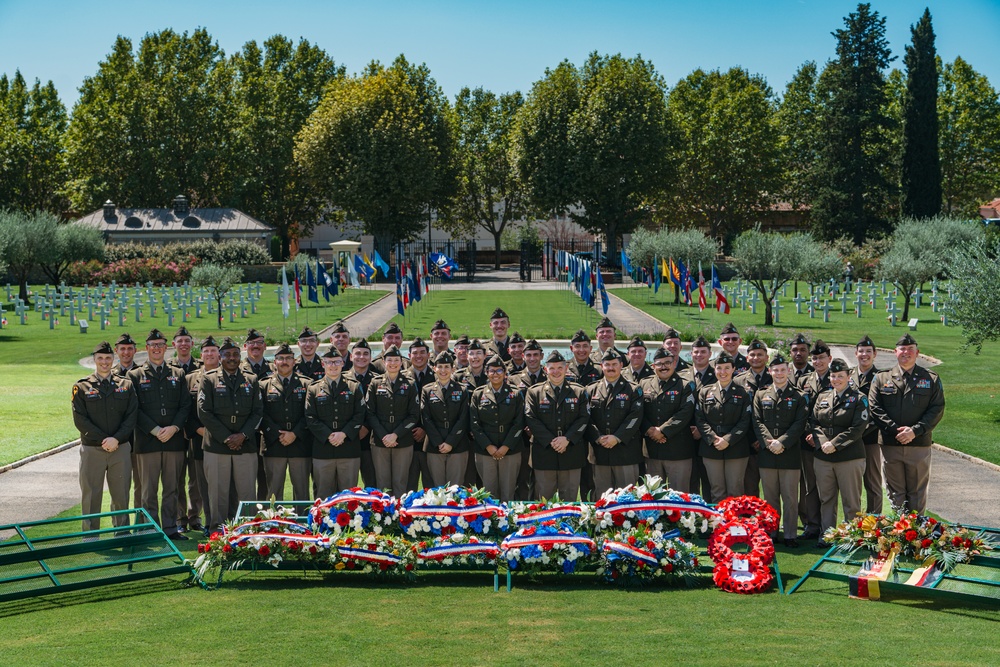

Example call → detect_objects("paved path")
316 288 395 341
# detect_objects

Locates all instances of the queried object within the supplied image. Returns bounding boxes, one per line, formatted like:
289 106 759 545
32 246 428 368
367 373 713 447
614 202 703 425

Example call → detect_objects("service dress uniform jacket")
72 373 139 447
112 362 138 379
240 358 273 381
505 359 527 375
197 368 264 455
305 376 367 459
673 357 691 373
695 381 753 460
850 366 879 445
753 383 808 469
365 373 420 448
810 387 869 463
260 373 313 458
348 368 380 395
295 356 325 383
713 352 750 375
469 382 525 455
524 381 591 470
421 380 470 453
586 378 644 466
868 364 944 449
622 363 654 385
638 374 697 461
567 358 602 386
128 363 192 454
453 367 489 391
736 368 773 395
184 369 209 460
485 338 511 363
683 365 717 392
510 367 547 392
404 366 436 392
370 354 411 375
168 357 202 376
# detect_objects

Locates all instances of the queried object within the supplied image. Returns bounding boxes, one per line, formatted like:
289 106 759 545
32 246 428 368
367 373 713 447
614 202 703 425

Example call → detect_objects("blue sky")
1 0 997 106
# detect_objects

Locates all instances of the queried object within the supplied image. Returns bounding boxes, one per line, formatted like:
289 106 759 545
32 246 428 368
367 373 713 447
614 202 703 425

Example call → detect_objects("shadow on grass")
0 576 189 619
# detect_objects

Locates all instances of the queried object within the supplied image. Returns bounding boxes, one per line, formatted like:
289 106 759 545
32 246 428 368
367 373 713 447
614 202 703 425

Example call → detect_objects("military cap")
627 336 646 349
509 331 526 344
298 326 318 340
790 333 810 347
433 351 455 365
810 340 831 356
857 335 876 349
524 339 542 352
352 338 371 351
321 347 343 360
173 326 192 339
691 335 711 349
409 337 428 351
115 333 137 346
747 339 767 351
454 334 471 347
93 341 114 355
570 329 590 344
382 345 402 358
485 354 506 368
220 337 239 352
246 328 265 342
490 307 509 320
768 354 788 367
329 321 349 334
384 322 403 335
829 359 850 373
596 316 616 331
146 328 167 342
430 319 450 332
601 348 624 363
896 333 918 347
715 352 735 366
545 350 567 364
201 336 219 350
663 327 680 340
468 339 484 351
273 343 295 357
652 347 673 361
719 322 739 336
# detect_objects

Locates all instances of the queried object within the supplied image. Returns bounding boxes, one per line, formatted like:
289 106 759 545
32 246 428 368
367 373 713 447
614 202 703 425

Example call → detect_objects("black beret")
790 333 810 347
353 338 371 351
330 321 349 334
602 348 623 363
627 336 646 349
719 322 739 336
384 322 402 335
896 333 918 347
382 345 402 358
433 351 455 365
509 331 526 344
490 308 509 320
146 328 167 342
691 335 711 349
454 334 471 347
115 333 137 346
524 339 542 352
829 359 850 373
715 352 735 366
857 335 876 349
273 343 295 357
468 339 484 351
430 319 450 332
653 347 672 361
663 327 680 340
200 336 219 350
409 337 428 351
596 316 615 330
245 328 264 341
485 354 506 368
810 340 831 356
768 354 788 367
93 341 114 355
747 339 767 351
298 326 317 339
173 326 192 339
220 337 239 352
545 350 566 364
571 329 590 344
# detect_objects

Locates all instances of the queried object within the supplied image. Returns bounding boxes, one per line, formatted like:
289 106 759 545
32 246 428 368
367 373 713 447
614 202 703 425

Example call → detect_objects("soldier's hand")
197 427 206 437
487 445 498 458
412 427 426 441
805 433 815 446
895 426 915 444
156 425 179 442
439 443 453 454
821 441 836 454
227 433 247 450
279 430 296 446
645 426 660 439
495 445 509 459
101 437 119 452
690 426 701 440
382 433 398 448
713 435 728 451
359 426 370 439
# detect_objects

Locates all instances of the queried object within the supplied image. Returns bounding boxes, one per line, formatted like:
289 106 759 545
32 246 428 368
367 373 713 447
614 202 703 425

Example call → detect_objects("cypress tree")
900 8 941 218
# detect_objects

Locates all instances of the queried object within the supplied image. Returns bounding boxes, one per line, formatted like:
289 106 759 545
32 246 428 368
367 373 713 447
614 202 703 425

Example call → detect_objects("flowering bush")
307 488 398 536
63 260 105 286
89 257 198 285
414 533 500 568
501 522 596 575
398 486 508 538
598 524 701 586
592 475 721 538
329 532 416 578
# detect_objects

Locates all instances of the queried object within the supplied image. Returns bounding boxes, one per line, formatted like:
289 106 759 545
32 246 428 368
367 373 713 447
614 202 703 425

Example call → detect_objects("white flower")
483 520 491 531
373 525 383 535
443 558 453 566
623 520 632 529
432 521 441 530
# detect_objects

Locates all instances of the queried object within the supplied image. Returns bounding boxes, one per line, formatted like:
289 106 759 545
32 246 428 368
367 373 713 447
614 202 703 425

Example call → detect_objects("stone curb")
0 439 80 475
933 443 1000 474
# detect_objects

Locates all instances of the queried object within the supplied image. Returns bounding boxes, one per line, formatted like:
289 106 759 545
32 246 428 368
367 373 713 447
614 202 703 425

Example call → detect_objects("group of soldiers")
72 309 944 548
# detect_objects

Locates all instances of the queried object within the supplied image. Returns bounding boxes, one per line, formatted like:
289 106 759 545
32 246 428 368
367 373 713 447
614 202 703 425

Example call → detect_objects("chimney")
172 194 189 216
103 200 116 219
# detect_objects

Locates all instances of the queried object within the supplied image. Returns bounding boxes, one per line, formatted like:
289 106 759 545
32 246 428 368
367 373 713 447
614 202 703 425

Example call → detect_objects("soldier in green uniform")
347 338 379 488
850 335 882 513
421 351 470 487
695 352 753 503
197 337 264 531
365 345 420 496
240 328 273 380
485 307 512 362
128 329 192 539
511 339 545 500
789 333 814 385
453 334 471 371
661 327 690 373
525 351 591 501
754 355 808 546
112 332 142 510
505 332 527 375
590 316 619 365
260 343 312 500
622 337 653 385
510 339 546 389
405 337 434 492
684 335 716 498
184 336 219 533
295 326 324 382
809 359 869 543
869 334 945 514
736 338 772 498
430 319 451 358
796 340 832 540
167 326 202 375
371 323 411 374
567 329 603 386
72 341 138 532
470 354 525 501
328 321 353 373
639 348 696 492
167 326 202 533
714 323 750 374
587 349 644 495
305 349 367 497
454 339 489 389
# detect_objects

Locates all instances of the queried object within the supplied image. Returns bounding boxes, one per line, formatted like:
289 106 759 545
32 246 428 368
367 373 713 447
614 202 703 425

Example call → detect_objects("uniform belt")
285 421 293 430
230 416 237 424
443 421 449 429
161 408 167 416
331 421 338 429
557 429 563 436
499 425 505 433
388 416 395 423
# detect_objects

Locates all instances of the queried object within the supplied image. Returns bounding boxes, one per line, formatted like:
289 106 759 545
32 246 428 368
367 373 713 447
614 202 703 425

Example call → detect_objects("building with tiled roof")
979 197 1000 223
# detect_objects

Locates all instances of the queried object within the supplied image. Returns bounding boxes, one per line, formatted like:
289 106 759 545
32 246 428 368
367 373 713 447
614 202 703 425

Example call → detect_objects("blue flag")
653 257 661 294
372 249 391 277
354 254 374 281
396 275 405 315
316 260 331 301
428 252 458 279
597 266 610 315
306 263 319 304
620 250 633 276
408 261 421 302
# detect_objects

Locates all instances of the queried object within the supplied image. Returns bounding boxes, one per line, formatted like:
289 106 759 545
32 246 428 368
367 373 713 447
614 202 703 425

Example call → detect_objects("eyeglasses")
486 368 505 375
247 340 265 347
652 363 670 370
146 343 167 349
721 336 740 342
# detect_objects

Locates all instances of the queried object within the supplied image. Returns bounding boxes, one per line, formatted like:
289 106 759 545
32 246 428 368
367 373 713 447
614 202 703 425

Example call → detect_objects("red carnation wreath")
707 521 775 565
716 496 780 535
712 558 774 594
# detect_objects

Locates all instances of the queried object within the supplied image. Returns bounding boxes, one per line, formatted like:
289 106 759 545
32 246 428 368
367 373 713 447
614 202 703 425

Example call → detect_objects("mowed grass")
617 285 1000 466
0 285 383 466
2 493 999 666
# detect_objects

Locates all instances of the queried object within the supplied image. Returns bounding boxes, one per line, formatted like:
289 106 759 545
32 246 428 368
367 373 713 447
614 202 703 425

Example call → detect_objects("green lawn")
0 285 383 466
616 284 1000 466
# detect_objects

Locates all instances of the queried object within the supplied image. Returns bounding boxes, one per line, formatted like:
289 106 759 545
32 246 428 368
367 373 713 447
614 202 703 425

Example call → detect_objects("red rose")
347 500 359 511
399 515 412 526
222 544 232 553
347 561 356 569
964 539 973 548
345 537 354 545
921 539 932 548
464 497 477 506
627 536 637 546
953 536 963 546
210 532 221 541
663 563 674 573
905 530 918 542
309 546 317 554
259 544 270 556
647 541 656 550
668 549 676 558
641 493 654 501
379 563 389 571
372 502 384 513
405 563 414 571
542 544 553 551
927 518 937 525
336 513 350 527
442 525 455 536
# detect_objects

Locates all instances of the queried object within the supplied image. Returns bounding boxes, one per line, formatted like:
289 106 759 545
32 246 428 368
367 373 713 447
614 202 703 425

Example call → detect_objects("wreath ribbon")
336 547 402 565
514 506 586 525
598 500 720 517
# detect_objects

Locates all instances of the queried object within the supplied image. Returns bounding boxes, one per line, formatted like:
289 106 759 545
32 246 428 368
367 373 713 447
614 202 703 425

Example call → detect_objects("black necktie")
282 376 290 390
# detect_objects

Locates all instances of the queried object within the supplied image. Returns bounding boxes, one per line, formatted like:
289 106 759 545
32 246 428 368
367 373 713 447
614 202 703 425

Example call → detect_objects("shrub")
63 260 106 286
103 239 270 266
90 257 199 285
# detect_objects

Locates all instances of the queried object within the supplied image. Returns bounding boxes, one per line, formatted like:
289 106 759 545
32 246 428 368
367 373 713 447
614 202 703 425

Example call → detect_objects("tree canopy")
900 8 941 218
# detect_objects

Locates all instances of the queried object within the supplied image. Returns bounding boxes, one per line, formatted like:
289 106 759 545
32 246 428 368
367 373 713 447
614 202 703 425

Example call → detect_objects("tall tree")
444 87 527 269
665 67 782 243
64 29 232 212
0 210 60 303
811 3 896 244
228 36 343 254
900 8 941 218
938 57 1000 217
776 61 820 210
294 56 458 256
0 72 68 213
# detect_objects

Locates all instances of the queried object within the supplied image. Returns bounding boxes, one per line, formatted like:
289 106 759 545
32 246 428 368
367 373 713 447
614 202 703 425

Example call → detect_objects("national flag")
316 260 331 301
697 262 707 311
402 263 411 307
373 249 391 277
362 252 377 277
354 254 373 282
669 258 682 288
580 262 592 306
660 257 669 279
712 264 730 314
596 265 610 315
653 257 661 294
396 275 405 316
347 255 361 288
679 260 692 305
306 263 319 304
409 260 421 302
422 255 431 294
429 252 458 279
293 264 302 307
280 266 290 319
620 250 633 276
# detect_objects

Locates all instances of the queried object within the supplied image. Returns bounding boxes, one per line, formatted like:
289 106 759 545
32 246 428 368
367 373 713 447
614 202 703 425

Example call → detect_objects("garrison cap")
485 354 506 369
524 339 542 352
433 351 455 365
115 333 137 346
715 352 736 366
352 338 371 351
173 326 192 339
663 327 680 340
596 316 616 331
790 333 810 347
509 331 526 344
200 336 219 350
768 354 788 368
857 335 876 349
93 341 114 355
245 328 265 342
382 345 402 358
691 335 711 349
570 329 590 344
219 337 239 352
468 339 484 351
454 334 471 347
747 339 767 351
627 336 646 349
810 340 831 356
146 328 167 342
490 307 509 320
384 322 403 335
602 348 624 363
273 343 295 357
298 326 318 340
653 347 673 361
321 347 342 360
329 321 349 334
545 350 566 364
829 359 850 373
430 319 450 332
409 337 428 351
719 322 739 336
896 333 918 347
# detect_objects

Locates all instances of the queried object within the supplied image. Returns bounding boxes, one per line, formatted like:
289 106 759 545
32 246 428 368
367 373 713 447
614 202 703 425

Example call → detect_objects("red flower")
447 500 459 507
350 486 362 492
542 544 553 552
309 546 317 554
641 493 654 501
921 539 932 548
258 544 270 556
646 541 656 550
345 537 354 545
523 526 537 536
405 563 414 571
336 513 351 527
964 539 973 548
953 536 964 546
347 500 359 511
668 549 677 558
372 502 384 513
627 536 637 546
399 514 413 526
222 544 232 553
905 530 918 542
663 563 674 573
464 497 478 506
612 514 625 526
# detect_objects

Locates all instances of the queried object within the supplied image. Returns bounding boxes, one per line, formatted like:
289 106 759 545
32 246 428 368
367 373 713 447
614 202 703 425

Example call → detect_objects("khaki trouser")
191 457 210 527
798 449 821 534
407 448 433 492
204 451 258 530
760 467 801 539
743 452 761 497
703 457 748 504
645 458 692 493
264 456 312 501
864 442 884 514
534 469 582 502
427 451 469 488
593 464 641 498
138 450 185 534
814 457 866 533
80 443 132 532
312 458 360 499
475 453 521 502
371 446 413 498
882 446 932 514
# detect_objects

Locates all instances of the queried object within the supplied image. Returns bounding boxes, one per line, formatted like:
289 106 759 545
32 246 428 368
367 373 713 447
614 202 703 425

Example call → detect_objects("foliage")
829 236 892 281
191 263 244 329
90 257 198 286
500 222 543 255
938 57 1000 217
598 524 701 587
663 67 783 242
37 223 106 285
103 239 269 266
951 237 1000 353
0 71 68 213
796 240 844 292
625 227 716 271
810 4 897 244
295 55 458 253
0 209 61 302
776 61 821 210
900 8 941 219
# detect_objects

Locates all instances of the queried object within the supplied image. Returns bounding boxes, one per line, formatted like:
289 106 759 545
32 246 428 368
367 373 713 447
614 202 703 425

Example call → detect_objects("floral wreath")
501 522 596 575
716 496 780 535
508 499 592 533
415 533 500 568
398 485 508 538
712 557 774 594
307 487 398 536
592 475 721 537
329 532 416 577
707 521 775 566
598 524 700 586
